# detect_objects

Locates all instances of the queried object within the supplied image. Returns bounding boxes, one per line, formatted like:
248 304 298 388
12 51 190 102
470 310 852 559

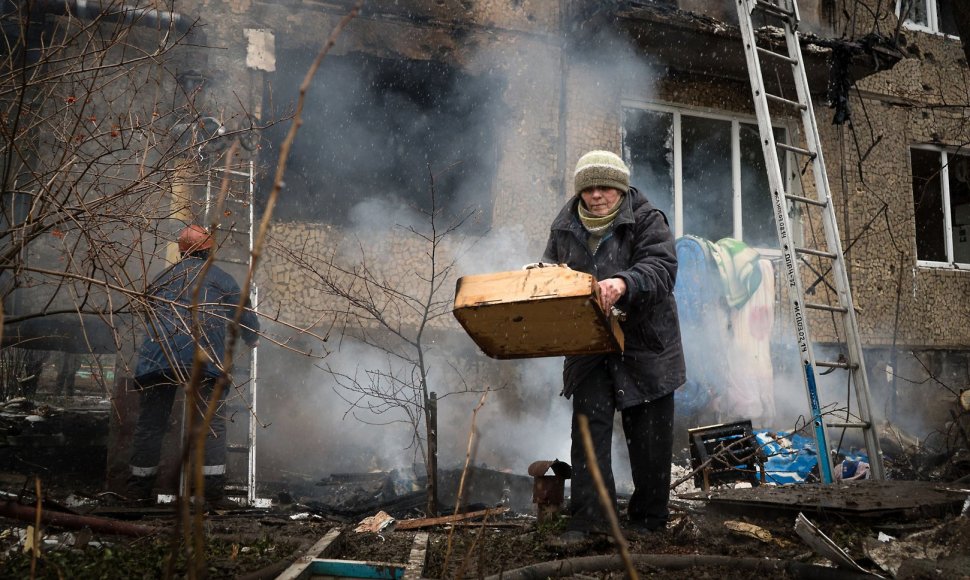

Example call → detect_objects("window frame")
620 99 790 252
896 0 959 39
911 144 970 269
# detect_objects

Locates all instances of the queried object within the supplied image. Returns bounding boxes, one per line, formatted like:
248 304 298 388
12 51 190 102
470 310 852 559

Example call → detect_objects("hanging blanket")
709 237 763 309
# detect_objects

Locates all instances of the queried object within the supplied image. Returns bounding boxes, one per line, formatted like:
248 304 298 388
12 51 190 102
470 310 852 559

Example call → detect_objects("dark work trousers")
127 374 228 499
568 362 676 532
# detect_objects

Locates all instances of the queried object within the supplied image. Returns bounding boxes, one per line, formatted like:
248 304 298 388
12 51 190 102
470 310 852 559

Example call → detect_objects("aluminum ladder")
735 0 885 482
205 161 265 505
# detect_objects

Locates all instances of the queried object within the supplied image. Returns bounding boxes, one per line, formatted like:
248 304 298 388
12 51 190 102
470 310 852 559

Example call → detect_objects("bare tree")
1 3 230 340
0 1 363 574
270 167 481 516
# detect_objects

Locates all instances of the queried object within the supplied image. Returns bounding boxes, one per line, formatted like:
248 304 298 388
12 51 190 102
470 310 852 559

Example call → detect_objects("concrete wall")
179 0 565 326
89 0 969 485
818 6 970 349
194 0 970 354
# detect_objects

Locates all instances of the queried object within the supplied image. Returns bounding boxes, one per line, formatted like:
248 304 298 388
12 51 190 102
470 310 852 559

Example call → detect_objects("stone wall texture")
182 0 970 354
175 1 970 391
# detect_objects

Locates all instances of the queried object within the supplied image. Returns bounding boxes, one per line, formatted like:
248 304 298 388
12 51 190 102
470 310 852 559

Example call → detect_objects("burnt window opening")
258 52 503 234
897 0 960 37
911 147 970 266
622 106 785 249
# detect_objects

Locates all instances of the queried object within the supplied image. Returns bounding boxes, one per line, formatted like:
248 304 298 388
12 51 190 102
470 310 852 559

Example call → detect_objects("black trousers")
568 363 675 532
128 374 227 494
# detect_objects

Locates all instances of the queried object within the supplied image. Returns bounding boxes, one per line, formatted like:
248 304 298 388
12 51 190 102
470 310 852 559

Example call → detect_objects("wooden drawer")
453 266 623 359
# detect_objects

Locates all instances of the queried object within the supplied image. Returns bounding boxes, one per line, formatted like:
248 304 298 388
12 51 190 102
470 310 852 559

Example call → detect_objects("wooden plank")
276 528 341 580
305 559 404 579
395 506 509 530
401 532 429 580
453 267 594 308
453 267 623 359
681 481 967 519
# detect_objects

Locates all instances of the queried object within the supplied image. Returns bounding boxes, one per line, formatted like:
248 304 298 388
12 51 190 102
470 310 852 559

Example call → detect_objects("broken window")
259 52 503 233
897 0 960 36
622 106 783 248
911 146 970 266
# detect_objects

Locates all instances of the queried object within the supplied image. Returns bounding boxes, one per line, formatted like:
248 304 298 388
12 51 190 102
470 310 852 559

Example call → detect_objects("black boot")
203 475 238 509
125 474 156 503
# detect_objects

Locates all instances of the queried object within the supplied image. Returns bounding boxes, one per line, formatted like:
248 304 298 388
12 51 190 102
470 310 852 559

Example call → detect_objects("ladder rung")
211 168 252 177
227 444 252 453
776 142 816 158
825 421 870 429
753 0 795 20
784 193 827 207
805 302 848 313
816 359 858 370
214 258 251 266
737 0 883 483
795 247 837 259
765 93 808 110
756 46 797 65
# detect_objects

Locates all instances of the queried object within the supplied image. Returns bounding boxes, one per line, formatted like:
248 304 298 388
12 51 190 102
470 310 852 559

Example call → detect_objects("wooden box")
452 266 624 359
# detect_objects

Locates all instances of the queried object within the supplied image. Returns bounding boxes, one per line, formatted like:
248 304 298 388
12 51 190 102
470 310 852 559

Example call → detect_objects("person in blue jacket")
127 225 259 503
542 151 686 545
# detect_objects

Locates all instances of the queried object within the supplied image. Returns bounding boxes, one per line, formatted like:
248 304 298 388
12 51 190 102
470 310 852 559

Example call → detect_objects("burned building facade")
3 0 969 491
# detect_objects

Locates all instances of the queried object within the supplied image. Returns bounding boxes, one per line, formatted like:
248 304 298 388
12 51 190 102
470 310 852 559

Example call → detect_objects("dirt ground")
1 480 968 579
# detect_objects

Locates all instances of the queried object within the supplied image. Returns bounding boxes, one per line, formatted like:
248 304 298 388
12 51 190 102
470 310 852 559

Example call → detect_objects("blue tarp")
756 430 819 484
755 430 870 484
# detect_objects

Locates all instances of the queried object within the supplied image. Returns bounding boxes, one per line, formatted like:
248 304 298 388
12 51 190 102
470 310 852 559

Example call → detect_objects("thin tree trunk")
425 391 439 516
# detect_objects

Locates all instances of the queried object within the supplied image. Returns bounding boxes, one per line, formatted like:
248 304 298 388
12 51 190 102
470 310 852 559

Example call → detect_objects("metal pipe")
484 554 878 580
0 501 160 537
29 0 192 34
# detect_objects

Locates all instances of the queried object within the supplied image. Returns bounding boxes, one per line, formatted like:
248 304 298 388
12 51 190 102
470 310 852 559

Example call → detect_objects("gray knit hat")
574 150 630 196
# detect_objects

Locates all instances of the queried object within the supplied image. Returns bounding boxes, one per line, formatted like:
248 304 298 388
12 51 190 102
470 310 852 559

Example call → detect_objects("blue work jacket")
135 256 259 380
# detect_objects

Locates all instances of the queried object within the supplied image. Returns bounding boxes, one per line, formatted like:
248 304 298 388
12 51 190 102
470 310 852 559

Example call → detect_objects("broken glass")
903 0 931 27
622 108 674 219
911 148 946 262
682 116 732 241
937 0 959 36
947 153 970 264
740 123 782 248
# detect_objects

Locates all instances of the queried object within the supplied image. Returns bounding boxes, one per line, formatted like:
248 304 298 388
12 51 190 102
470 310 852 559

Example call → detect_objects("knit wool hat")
574 150 630 196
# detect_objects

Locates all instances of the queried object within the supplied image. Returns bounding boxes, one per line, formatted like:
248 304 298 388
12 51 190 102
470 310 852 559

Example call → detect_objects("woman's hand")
597 278 627 312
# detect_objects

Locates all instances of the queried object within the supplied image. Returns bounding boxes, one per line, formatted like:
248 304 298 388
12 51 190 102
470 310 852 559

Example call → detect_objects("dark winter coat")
135 255 259 380
541 187 686 409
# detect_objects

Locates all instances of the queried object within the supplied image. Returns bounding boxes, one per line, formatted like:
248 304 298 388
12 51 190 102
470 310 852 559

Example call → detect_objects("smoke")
256 343 419 481
251 3 861 494
260 51 503 234
454 224 533 275
242 1 970 497
254 331 575 482
252 20 670 490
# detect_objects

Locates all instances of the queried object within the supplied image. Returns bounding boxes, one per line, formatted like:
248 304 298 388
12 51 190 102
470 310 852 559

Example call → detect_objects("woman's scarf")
577 195 624 254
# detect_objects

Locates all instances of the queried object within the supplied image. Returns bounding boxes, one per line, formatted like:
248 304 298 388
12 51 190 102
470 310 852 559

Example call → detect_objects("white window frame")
620 100 790 251
911 144 970 269
896 0 959 39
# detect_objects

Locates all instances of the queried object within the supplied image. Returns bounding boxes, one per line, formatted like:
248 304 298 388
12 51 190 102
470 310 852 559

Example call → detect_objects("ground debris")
863 516 970 578
396 506 509 530
794 512 884 577
354 510 397 533
724 519 794 548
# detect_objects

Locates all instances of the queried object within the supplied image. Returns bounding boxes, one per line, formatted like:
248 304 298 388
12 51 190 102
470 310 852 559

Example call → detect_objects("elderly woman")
541 150 685 545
